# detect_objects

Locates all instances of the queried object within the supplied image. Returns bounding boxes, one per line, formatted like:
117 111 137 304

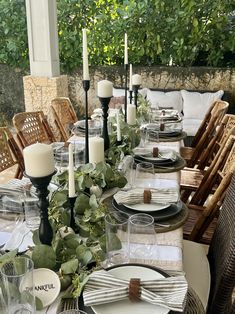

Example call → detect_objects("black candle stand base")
69 196 77 230
83 80 90 163
133 85 140 108
24 170 56 246
99 96 111 151
129 90 133 104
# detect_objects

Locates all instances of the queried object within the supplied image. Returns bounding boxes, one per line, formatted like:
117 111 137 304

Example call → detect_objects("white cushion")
113 87 148 98
183 239 210 310
146 89 183 112
181 90 224 120
183 118 202 136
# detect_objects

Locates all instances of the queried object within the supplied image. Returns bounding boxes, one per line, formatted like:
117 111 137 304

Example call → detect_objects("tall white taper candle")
68 143 76 197
82 29 90 80
23 143 55 177
124 33 128 65
129 64 133 91
116 110 121 141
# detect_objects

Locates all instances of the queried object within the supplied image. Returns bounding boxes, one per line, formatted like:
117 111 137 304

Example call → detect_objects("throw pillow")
146 89 183 112
181 90 224 120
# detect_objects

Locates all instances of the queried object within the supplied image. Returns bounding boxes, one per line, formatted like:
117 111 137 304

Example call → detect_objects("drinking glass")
105 211 129 266
0 257 35 314
117 155 134 190
23 194 40 230
135 161 155 188
128 213 156 262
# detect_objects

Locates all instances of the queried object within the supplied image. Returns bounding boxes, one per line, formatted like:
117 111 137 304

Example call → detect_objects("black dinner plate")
112 199 182 221
134 155 177 166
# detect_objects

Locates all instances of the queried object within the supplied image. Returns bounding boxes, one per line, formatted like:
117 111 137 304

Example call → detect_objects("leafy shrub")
0 0 234 72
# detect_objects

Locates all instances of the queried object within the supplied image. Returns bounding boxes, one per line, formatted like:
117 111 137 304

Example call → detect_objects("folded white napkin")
83 270 188 312
114 188 179 205
3 222 34 252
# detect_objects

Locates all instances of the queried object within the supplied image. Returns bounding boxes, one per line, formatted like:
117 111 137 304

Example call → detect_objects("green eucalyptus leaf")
61 259 79 274
0 249 17 264
89 194 98 209
35 297 44 311
32 229 41 245
74 194 90 214
32 245 56 269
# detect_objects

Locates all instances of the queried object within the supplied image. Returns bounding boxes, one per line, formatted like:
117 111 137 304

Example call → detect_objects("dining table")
0 116 205 314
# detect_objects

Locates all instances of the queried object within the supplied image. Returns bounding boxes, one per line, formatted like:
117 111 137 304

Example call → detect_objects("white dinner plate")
92 265 169 314
126 202 170 212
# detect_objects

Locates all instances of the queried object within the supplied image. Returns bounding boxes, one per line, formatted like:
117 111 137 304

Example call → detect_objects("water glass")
0 257 35 314
117 155 134 189
135 161 155 187
24 195 40 230
105 211 129 266
128 213 156 262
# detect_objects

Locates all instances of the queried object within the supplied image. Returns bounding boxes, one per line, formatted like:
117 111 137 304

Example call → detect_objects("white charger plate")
92 265 169 314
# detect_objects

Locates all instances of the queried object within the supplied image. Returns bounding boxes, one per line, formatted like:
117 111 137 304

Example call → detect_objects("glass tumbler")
128 213 156 263
0 256 35 314
135 161 155 188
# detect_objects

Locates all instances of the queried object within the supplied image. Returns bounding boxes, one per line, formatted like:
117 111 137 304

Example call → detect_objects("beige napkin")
114 188 179 205
83 270 188 312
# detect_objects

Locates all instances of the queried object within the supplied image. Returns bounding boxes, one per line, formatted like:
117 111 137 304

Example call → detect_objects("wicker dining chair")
51 97 78 142
180 100 229 168
12 111 56 148
183 171 235 314
182 137 235 244
0 127 24 179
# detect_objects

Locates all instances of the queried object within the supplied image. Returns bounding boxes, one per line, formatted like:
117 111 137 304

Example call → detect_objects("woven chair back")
13 111 56 148
51 97 78 142
0 127 24 178
207 171 235 313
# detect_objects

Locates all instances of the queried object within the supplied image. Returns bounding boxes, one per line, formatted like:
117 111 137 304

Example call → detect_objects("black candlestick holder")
133 84 140 108
83 80 90 163
68 196 76 230
24 170 56 246
129 90 133 104
99 96 111 150
124 64 128 122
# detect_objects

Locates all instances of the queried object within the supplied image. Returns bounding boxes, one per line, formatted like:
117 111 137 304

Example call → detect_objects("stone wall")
1 64 235 125
68 66 235 117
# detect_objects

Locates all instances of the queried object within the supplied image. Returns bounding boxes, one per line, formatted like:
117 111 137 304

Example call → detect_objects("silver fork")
58 297 79 313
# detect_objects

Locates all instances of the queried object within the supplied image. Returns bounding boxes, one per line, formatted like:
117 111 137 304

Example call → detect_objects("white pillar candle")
82 29 90 80
129 64 133 91
124 33 128 65
127 104 136 125
97 80 113 98
68 143 76 197
132 74 142 85
23 143 55 177
89 137 104 163
116 110 121 141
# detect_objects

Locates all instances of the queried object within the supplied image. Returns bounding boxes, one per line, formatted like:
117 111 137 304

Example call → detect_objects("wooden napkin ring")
160 123 165 131
129 278 141 302
153 147 159 157
143 189 151 204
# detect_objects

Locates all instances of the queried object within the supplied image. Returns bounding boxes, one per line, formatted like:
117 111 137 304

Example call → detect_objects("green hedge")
0 0 234 72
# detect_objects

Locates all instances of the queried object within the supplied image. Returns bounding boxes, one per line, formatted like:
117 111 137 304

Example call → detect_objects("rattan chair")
51 97 78 142
0 127 24 179
180 100 229 168
183 171 235 314
12 111 56 148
